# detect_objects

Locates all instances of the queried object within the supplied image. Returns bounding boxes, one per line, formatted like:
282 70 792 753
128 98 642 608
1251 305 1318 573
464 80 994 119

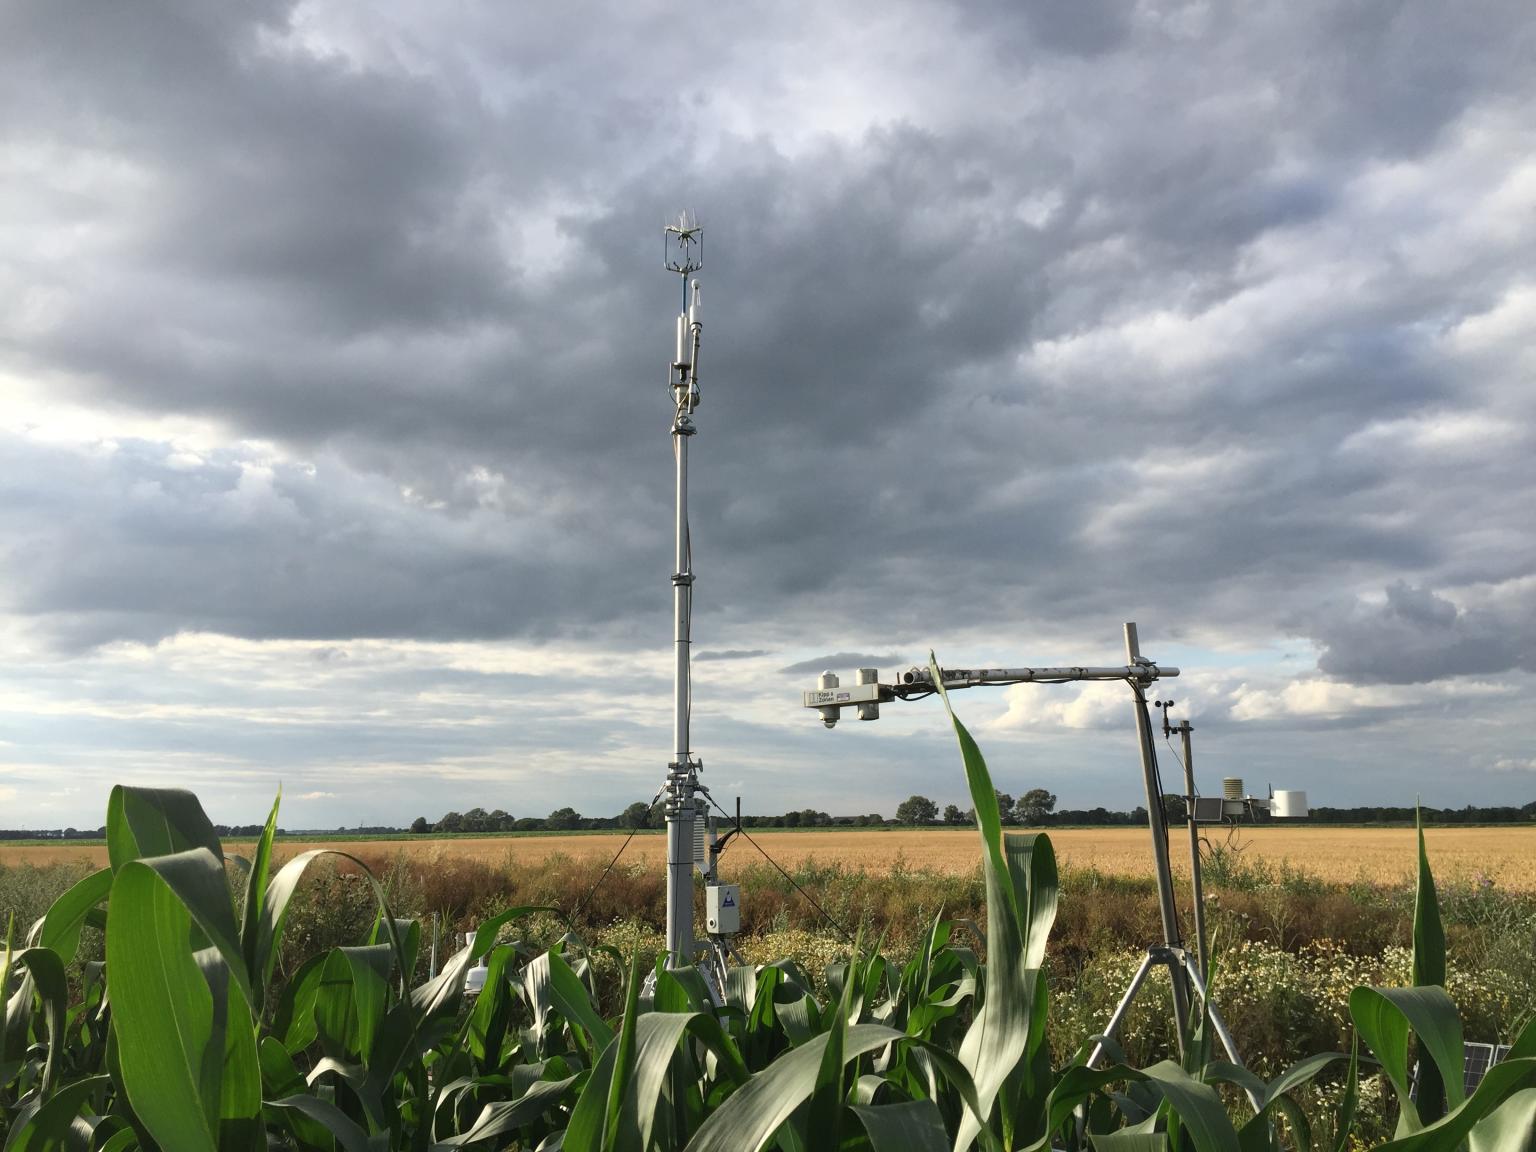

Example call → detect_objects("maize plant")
2 664 1534 1150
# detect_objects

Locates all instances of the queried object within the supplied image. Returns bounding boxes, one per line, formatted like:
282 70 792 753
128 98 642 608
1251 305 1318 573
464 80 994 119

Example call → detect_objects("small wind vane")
664 210 703 276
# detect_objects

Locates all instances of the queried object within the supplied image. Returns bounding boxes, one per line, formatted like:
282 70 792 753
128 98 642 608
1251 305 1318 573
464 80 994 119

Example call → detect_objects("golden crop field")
6 825 1535 889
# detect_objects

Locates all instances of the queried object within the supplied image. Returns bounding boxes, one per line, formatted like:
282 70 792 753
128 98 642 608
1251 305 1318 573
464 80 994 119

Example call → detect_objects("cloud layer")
2 0 1534 824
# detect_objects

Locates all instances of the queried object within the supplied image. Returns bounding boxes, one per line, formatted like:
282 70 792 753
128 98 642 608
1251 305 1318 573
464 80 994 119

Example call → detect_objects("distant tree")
462 807 491 833
1160 794 1185 826
546 807 581 831
942 803 966 825
436 811 464 833
798 808 829 827
1015 789 1058 826
994 791 1015 825
621 802 653 830
895 795 939 825
488 808 513 831
409 816 429 834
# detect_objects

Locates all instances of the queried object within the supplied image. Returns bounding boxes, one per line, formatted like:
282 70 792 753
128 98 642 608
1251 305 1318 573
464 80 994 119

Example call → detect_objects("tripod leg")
1183 961 1245 1065
1087 950 1160 1068
1182 960 1263 1111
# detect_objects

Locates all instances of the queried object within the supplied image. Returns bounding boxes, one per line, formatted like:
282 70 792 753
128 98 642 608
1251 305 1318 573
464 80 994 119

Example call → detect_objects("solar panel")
1410 1042 1512 1101
1190 797 1225 823
1462 1042 1512 1096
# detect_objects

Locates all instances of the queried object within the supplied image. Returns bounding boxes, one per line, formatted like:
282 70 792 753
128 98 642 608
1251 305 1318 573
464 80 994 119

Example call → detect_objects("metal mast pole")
1124 622 1192 1053
662 215 704 969
1178 719 1210 985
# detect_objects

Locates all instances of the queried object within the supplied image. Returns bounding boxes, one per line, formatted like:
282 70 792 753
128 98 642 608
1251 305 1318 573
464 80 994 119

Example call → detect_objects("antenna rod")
662 213 703 969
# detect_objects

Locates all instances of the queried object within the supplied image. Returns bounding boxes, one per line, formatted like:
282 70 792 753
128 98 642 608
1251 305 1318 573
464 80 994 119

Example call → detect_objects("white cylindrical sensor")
1222 777 1244 800
856 667 879 721
689 279 702 325
1271 790 1309 818
818 671 840 727
675 314 688 364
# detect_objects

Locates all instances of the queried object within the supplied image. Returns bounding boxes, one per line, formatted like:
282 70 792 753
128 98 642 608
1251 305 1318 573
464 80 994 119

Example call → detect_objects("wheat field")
6 825 1534 889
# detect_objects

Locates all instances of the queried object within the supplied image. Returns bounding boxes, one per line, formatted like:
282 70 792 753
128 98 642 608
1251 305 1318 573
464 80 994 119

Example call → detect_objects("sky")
2 0 1534 829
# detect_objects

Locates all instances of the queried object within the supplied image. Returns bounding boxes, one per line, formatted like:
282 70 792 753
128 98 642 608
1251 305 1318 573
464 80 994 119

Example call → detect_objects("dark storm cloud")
2 0 1534 680
0 435 658 647
1307 582 1536 685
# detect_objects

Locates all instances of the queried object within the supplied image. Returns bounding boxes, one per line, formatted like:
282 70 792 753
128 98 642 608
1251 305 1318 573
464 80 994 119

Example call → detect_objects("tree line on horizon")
5 794 1533 840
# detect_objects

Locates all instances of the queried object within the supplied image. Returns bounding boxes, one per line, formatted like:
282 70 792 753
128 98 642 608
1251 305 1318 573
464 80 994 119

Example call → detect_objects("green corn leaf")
652 961 715 1014
805 949 856 1152
562 1029 619 1152
725 965 756 1014
1280 1093 1314 1149
95 1130 138 1152
1468 1086 1536 1152
256 1035 306 1099
1 1072 110 1152
431 1076 580 1147
374 915 421 988
1090 1134 1169 1151
565 1011 751 1152
106 860 259 1152
1410 807 1449 1126
1410 810 1446 989
777 995 821 1048
930 654 1054 1151
106 786 223 871
238 793 281 1014
4 947 68 1101
1349 985 1466 1134
1330 1035 1360 1152
466 945 521 1070
307 1055 387 1133
853 1074 890 1106
1373 1058 1536 1151
1021 1062 1148 1151
32 868 112 964
255 849 409 1005
848 1099 950 1152
270 951 326 1055
1262 1051 1350 1108
600 950 644 1152
1004 832 1058 975
1202 1061 1269 1106
1138 1061 1242 1152
545 949 614 1054
117 848 253 1012
265 1094 379 1152
344 945 392 1062
314 949 360 1060
684 1023 912 1152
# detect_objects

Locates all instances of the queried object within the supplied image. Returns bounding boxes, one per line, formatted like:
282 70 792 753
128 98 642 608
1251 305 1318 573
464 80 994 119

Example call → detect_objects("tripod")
803 623 1257 1084
1085 632 1255 1104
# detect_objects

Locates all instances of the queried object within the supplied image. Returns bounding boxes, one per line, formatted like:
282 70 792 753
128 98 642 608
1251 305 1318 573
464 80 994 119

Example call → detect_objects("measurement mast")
662 213 704 968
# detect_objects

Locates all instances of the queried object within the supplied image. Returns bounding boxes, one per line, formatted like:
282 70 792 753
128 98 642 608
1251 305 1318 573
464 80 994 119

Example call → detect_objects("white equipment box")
705 884 740 935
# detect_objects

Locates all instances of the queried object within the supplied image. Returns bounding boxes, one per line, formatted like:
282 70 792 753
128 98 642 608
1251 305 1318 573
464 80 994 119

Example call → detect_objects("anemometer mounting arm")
802 660 1180 727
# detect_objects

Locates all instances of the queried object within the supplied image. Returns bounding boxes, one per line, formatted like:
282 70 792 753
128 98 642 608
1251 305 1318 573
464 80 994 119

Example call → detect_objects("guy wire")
568 787 664 925
704 791 856 946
